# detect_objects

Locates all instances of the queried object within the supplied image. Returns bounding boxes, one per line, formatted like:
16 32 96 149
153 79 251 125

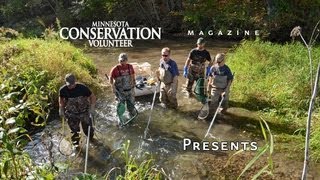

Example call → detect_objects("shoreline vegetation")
1 1 320 42
0 37 100 178
1 30 320 178
228 40 320 160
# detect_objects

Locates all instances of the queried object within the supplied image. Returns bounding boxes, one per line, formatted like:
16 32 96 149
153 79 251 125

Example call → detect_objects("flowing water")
24 39 319 179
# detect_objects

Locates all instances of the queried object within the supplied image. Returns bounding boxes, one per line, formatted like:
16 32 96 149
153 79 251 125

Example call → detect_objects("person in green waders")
156 47 179 109
183 37 212 98
207 53 233 114
109 53 136 125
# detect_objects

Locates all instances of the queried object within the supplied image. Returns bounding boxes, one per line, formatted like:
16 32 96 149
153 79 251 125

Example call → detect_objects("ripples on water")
25 93 256 178
24 39 258 178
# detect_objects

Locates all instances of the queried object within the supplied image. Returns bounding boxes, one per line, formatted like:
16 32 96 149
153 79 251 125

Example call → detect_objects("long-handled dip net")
198 99 210 120
58 117 75 156
203 96 225 139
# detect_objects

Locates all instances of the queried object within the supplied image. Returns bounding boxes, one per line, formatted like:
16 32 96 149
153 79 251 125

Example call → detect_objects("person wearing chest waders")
183 37 213 98
156 47 179 109
207 53 233 114
59 74 96 148
109 53 136 125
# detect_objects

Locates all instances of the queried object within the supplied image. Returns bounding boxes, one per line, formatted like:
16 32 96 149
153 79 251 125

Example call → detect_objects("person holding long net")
109 53 137 126
156 47 179 109
183 37 212 98
207 53 233 115
59 73 96 150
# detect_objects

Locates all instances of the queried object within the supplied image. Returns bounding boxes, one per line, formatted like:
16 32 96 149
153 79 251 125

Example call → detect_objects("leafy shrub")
0 67 53 128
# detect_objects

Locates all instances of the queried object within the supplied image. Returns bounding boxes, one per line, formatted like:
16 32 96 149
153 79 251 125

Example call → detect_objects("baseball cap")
215 53 225 63
118 53 128 62
197 37 205 44
65 73 76 86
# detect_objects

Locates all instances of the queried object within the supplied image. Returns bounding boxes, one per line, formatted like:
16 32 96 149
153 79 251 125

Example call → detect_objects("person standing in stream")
109 53 137 125
156 47 179 109
183 37 213 98
59 73 96 148
207 53 233 114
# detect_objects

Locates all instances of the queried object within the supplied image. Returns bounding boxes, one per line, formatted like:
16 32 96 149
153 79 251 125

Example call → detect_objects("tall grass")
225 118 274 179
227 40 320 163
228 40 320 122
106 140 164 180
310 123 320 161
289 23 320 179
239 118 274 179
0 39 99 96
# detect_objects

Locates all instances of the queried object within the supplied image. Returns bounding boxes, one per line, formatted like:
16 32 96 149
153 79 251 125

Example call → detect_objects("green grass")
107 140 164 180
307 107 320 162
228 40 319 116
235 118 274 179
0 38 99 95
226 40 320 161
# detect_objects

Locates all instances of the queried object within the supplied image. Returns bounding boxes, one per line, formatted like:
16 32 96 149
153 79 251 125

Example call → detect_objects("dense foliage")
1 0 319 41
0 38 99 178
